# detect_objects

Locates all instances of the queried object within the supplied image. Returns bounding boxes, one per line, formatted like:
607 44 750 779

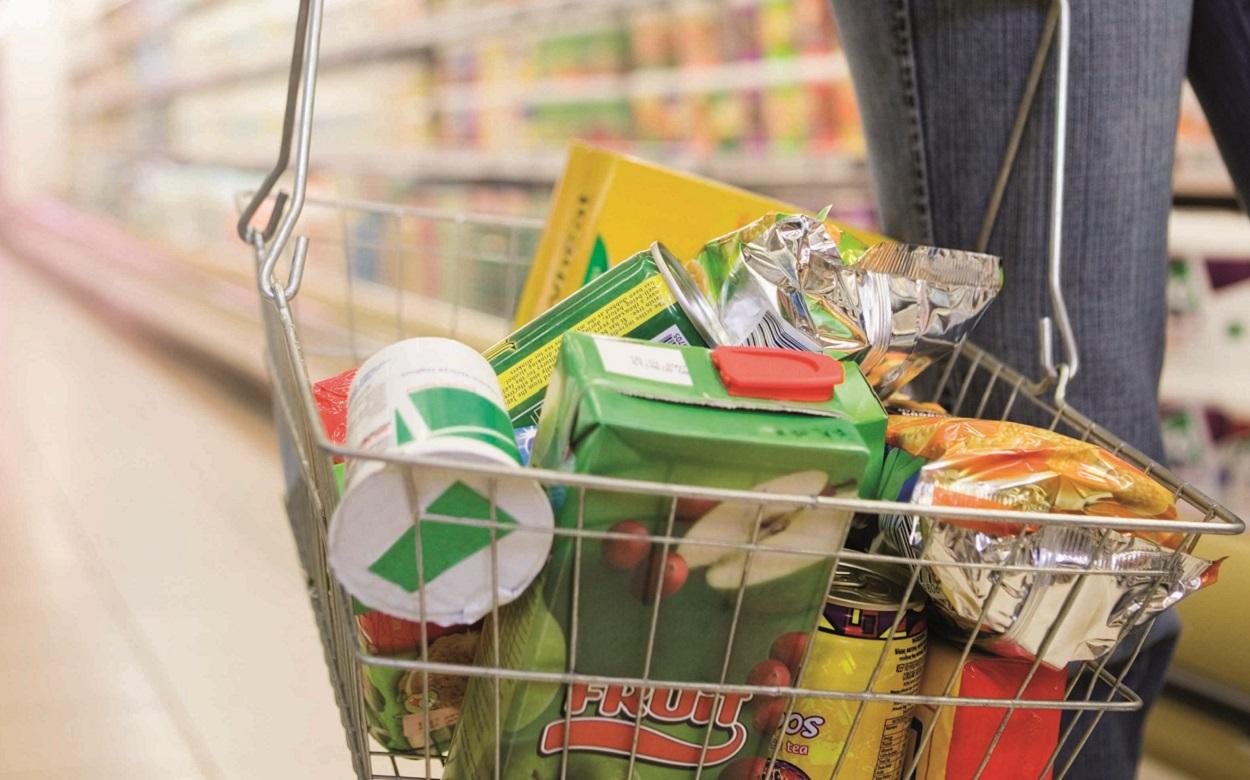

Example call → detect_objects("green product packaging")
875 445 929 502
333 463 478 756
484 250 712 464
446 334 880 780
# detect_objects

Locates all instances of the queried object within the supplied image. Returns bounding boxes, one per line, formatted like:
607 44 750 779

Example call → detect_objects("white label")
597 340 693 386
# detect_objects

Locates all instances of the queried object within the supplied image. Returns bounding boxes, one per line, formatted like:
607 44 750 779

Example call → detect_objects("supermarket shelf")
108 144 869 188
0 198 270 389
1170 207 1250 259
1174 146 1239 203
436 53 850 111
69 0 221 81
0 197 510 389
71 0 654 117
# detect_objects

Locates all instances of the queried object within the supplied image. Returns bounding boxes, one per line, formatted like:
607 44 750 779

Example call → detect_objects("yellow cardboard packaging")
515 142 884 325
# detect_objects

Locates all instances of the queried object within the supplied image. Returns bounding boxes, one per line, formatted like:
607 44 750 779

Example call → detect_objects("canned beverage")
772 563 927 780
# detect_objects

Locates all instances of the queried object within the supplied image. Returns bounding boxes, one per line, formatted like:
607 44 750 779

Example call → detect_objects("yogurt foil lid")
329 460 554 626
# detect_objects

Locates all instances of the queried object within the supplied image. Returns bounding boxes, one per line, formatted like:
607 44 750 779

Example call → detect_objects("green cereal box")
445 334 881 779
484 249 712 464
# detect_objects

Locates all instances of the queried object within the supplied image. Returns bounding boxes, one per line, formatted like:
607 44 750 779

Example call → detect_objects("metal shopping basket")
238 2 1244 778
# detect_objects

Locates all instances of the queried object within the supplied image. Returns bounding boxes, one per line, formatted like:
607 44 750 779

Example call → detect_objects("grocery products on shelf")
69 0 871 196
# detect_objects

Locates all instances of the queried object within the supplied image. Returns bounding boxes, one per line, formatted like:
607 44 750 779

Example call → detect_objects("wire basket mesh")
251 195 1242 780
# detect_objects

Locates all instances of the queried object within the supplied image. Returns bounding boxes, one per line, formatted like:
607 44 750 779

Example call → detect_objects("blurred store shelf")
1162 209 1250 415
71 0 656 117
140 144 867 189
0 198 270 391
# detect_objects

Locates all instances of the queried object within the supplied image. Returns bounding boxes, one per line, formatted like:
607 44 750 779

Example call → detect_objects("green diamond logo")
368 481 517 591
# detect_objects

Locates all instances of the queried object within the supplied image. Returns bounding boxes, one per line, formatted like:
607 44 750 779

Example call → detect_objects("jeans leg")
830 2 1192 777
1188 0 1250 208
1057 609 1182 780
830 0 1191 460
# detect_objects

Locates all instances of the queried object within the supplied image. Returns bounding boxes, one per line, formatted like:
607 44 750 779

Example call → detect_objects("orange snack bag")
887 415 1182 547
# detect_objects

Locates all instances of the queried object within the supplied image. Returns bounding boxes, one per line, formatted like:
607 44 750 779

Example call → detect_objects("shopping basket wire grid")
237 1 1243 779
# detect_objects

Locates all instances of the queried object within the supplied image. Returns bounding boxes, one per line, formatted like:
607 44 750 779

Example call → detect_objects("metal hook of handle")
253 233 309 303
236 0 309 245
978 0 1079 404
240 0 324 302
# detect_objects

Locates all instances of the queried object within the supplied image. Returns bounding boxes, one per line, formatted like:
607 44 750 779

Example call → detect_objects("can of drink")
328 337 554 626
771 563 927 780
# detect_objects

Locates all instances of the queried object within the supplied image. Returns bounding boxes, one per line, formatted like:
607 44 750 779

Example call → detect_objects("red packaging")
914 641 1065 779
313 366 356 460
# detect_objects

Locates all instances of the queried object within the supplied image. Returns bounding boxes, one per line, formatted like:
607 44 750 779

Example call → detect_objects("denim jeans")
829 0 1250 777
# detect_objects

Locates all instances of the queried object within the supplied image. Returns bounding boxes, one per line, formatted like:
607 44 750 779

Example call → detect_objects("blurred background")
0 0 1246 778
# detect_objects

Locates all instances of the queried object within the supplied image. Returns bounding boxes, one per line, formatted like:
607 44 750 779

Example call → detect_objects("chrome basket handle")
976 0 1079 403
238 0 323 302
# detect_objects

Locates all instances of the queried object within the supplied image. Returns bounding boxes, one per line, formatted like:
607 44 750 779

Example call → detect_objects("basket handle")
238 0 323 302
976 0 1080 402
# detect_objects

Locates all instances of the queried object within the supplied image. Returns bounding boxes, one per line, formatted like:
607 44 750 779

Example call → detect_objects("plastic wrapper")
882 416 1221 667
887 415 1181 545
313 367 356 461
914 641 1064 779
888 516 1218 668
684 212 1001 395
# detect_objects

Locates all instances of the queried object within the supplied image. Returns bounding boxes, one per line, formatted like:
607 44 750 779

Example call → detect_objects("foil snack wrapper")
884 511 1218 669
685 212 1002 395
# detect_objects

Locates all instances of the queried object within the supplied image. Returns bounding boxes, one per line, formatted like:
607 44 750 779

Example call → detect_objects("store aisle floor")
0 254 349 779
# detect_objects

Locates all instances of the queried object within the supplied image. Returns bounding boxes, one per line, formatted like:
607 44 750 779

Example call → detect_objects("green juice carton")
445 334 884 779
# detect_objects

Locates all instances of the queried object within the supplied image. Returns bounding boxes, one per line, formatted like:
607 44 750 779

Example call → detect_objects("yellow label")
776 620 926 780
497 274 674 410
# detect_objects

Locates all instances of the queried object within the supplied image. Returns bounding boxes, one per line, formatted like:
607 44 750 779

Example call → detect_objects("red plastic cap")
711 346 844 402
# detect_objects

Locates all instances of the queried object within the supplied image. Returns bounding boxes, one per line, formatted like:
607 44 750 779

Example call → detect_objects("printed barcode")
650 325 691 346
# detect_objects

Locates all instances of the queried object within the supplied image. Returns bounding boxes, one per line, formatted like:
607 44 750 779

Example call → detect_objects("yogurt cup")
328 337 553 625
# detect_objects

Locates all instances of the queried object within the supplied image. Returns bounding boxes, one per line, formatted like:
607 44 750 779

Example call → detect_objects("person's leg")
830 1 1191 778
1188 0 1250 207
831 0 1189 457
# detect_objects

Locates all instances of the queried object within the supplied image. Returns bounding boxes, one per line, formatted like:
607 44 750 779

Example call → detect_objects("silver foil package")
684 212 1002 395
884 512 1218 669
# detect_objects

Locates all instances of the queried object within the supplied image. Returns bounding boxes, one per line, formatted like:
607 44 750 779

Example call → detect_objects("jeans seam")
890 0 934 244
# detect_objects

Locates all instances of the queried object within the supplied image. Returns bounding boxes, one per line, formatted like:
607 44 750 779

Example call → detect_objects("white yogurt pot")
328 337 553 625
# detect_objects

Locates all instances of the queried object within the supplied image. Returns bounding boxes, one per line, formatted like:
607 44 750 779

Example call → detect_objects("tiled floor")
0 252 1200 779
0 255 350 778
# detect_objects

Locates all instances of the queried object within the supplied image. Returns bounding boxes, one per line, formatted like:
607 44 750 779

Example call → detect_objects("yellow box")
515 142 884 325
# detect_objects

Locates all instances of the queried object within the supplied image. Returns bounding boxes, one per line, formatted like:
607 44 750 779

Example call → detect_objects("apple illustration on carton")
444 334 884 780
